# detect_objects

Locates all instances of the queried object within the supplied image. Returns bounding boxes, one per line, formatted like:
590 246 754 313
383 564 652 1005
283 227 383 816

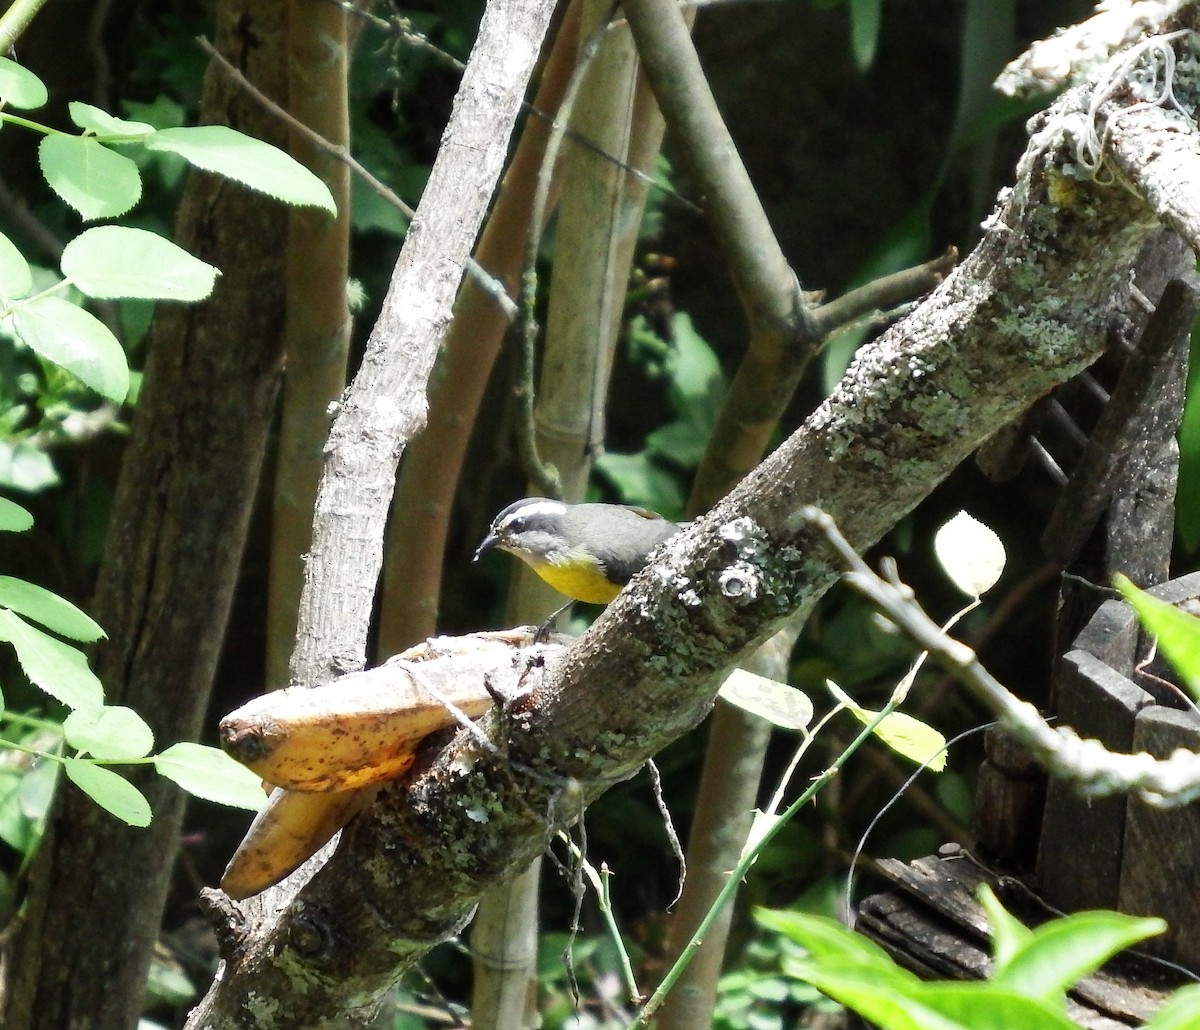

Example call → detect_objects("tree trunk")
1 3 289 1027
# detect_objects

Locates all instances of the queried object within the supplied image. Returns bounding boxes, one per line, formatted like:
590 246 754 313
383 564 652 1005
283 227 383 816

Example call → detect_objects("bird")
473 497 685 605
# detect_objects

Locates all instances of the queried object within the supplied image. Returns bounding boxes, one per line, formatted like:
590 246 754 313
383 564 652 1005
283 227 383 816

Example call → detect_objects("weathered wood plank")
1119 705 1200 969
859 853 1188 1029
1037 649 1153 912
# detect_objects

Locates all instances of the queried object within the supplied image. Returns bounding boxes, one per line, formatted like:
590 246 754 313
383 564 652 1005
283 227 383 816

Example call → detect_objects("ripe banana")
220 659 496 792
220 786 376 900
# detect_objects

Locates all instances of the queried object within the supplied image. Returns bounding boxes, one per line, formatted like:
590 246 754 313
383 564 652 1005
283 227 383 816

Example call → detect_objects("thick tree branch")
198 19 1200 1028
619 0 810 346
285 0 559 692
995 0 1191 98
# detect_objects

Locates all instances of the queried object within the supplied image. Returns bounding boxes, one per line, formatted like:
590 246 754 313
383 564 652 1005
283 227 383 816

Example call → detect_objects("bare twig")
805 506 1200 807
197 34 518 320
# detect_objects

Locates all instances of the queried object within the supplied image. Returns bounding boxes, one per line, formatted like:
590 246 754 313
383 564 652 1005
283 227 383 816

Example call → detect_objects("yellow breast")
529 559 622 605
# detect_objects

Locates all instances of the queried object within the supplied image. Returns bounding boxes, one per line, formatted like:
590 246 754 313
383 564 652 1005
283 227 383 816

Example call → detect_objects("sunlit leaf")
757 909 911 980
11 296 130 402
0 497 34 532
67 101 155 138
61 226 218 301
1146 983 1200 1029
0 231 33 303
828 680 947 770
978 884 1033 971
0 56 48 109
146 126 336 213
62 758 151 826
1115 575 1200 700
720 669 813 731
993 907 1165 1001
0 609 103 715
64 705 154 760
0 576 104 641
38 135 142 221
934 511 1005 597
154 742 267 811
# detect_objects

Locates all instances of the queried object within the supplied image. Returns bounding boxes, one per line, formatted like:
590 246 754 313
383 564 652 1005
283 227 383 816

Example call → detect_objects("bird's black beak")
473 532 500 563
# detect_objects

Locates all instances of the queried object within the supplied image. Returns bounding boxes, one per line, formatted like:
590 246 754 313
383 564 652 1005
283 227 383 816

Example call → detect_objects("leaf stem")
0 113 70 136
629 699 900 1028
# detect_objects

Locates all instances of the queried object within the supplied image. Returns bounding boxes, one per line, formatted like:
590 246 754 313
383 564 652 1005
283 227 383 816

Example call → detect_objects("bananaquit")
473 497 684 604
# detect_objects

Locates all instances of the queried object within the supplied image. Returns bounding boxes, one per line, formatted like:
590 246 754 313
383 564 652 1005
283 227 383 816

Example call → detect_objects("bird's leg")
535 600 573 643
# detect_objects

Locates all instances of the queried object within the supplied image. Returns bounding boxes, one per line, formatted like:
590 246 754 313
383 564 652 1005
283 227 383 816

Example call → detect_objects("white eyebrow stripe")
498 499 568 528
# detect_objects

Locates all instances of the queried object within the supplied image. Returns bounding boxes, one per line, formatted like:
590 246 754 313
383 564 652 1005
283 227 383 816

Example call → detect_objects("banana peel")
219 629 559 899
220 662 495 792
221 785 376 900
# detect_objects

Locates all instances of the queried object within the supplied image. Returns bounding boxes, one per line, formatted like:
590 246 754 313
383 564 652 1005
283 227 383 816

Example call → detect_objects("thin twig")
813 248 959 336
803 506 1200 807
330 0 700 214
196 34 518 321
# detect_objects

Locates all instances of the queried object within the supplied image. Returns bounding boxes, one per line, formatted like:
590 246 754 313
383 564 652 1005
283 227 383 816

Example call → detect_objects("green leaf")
146 125 336 213
0 441 60 492
154 742 267 811
62 758 151 826
38 135 143 221
0 756 57 856
848 0 883 71
978 885 1032 971
0 56 48 109
1175 324 1200 552
1146 983 1200 1029
0 609 103 715
12 296 130 402
993 909 1165 1001
64 705 154 760
18 753 61 821
0 231 33 303
67 101 155 139
61 226 219 302
1114 575 1200 699
916 983 1077 1030
781 963 963 1030
719 669 813 731
0 497 34 532
756 910 911 981
594 451 687 517
0 769 36 853
828 681 948 770
122 96 186 131
0 576 104 641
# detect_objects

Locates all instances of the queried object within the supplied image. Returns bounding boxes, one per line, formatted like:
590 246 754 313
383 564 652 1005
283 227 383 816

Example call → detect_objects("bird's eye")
508 516 526 533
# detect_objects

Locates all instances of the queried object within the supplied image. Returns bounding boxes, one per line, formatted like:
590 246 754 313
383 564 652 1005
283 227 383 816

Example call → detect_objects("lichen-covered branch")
995 0 1192 98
